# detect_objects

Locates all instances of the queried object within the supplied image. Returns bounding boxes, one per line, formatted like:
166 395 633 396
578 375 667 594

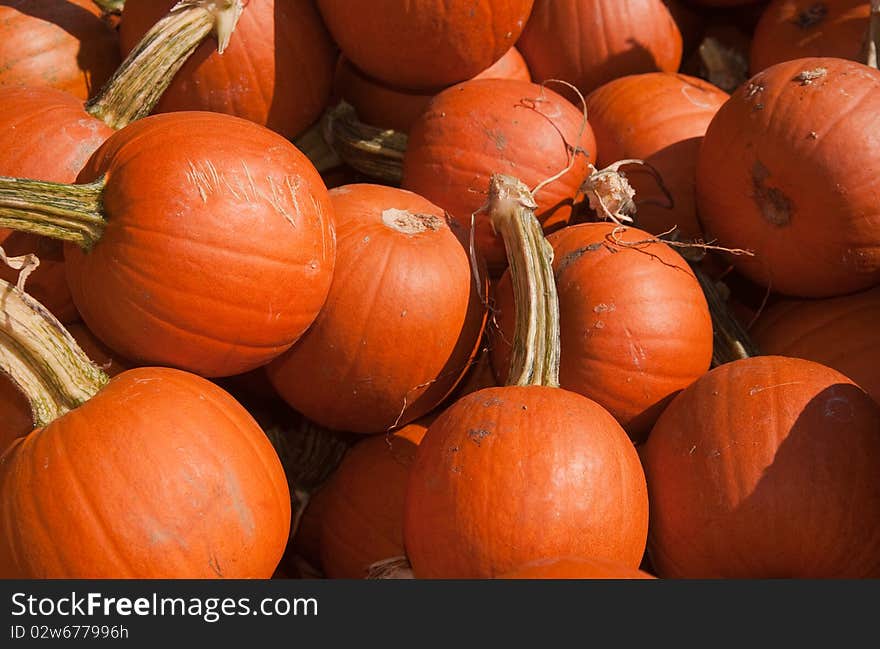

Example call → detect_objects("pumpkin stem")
487 174 561 388
320 102 407 184
85 0 246 129
367 556 415 579
697 36 749 94
0 176 107 251
293 120 343 174
92 0 125 14
691 265 760 366
583 159 674 226
0 256 109 428
867 1 880 69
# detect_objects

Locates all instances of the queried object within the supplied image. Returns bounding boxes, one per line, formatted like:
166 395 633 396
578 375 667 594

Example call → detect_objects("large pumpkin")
492 223 713 442
316 0 534 91
642 355 880 578
751 1 872 73
517 0 683 98
402 78 596 272
751 285 880 403
267 183 485 433
585 73 729 241
0 0 120 100
696 57 880 297
119 0 337 139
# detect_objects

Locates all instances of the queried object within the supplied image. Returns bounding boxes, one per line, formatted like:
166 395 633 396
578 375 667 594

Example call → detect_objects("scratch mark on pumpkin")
748 382 802 396
209 553 223 577
240 161 258 201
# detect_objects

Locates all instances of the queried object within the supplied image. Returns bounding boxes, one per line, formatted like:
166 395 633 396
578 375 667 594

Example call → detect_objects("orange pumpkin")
585 73 728 241
267 184 484 433
402 78 597 272
316 0 534 91
642 355 880 578
492 223 713 442
499 557 656 579
696 57 880 297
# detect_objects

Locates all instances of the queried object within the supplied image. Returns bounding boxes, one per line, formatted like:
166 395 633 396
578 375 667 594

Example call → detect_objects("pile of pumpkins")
0 0 878 579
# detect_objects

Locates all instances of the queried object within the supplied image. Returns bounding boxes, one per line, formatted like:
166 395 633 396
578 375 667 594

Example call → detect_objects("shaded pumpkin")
0 0 120 100
316 0 534 91
498 557 657 579
492 223 714 442
267 184 485 433
585 73 729 241
320 421 428 579
517 0 683 99
642 355 880 578
402 78 597 272
696 57 880 297
119 0 337 139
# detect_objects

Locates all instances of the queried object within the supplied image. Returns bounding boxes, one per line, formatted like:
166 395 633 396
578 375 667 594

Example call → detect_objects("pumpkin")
120 0 337 139
517 0 683 99
0 0 120 100
642 355 880 578
0 277 291 578
695 57 880 297
402 78 597 272
0 111 336 378
492 223 713 442
316 0 535 91
320 421 428 579
267 183 485 433
334 47 532 134
0 0 249 321
751 285 880 403
751 1 872 73
498 557 656 579
403 175 649 578
585 73 729 241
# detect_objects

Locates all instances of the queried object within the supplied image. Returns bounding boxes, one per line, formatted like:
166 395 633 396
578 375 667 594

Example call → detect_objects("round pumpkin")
751 285 880 404
320 421 428 579
517 0 683 98
695 57 880 297
751 1 872 73
334 47 531 133
0 367 291 578
119 0 337 139
402 78 597 272
585 73 729 241
492 223 713 442
498 557 656 579
316 0 535 91
0 0 120 100
267 183 485 433
642 355 880 578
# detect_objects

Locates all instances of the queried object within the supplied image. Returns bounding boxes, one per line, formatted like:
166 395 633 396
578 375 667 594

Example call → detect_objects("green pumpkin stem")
85 0 245 129
487 174 561 388
0 176 107 251
0 266 108 428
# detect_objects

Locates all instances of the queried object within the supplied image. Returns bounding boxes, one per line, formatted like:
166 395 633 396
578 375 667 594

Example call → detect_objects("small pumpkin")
642 355 880 578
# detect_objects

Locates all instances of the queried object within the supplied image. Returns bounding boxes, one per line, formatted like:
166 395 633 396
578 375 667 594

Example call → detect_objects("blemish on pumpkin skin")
792 3 828 29
751 161 793 226
467 429 491 446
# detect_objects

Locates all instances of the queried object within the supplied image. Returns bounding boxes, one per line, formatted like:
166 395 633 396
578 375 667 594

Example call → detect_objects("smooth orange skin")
402 78 597 272
0 0 120 101
119 0 336 139
492 224 713 442
65 111 336 378
696 57 880 298
517 0 683 98
335 47 531 133
751 1 871 74
404 386 649 578
317 0 534 91
586 73 728 242
642 356 880 578
751 286 880 404
0 367 291 578
267 184 485 433
499 557 656 579
0 86 116 321
320 422 427 579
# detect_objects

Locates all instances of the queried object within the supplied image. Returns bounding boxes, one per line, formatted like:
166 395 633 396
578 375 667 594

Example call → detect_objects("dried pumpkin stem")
868 1 880 69
92 0 125 14
0 176 107 250
292 120 342 173
321 102 407 184
691 265 760 366
0 274 109 428
487 174 560 388
85 0 245 129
